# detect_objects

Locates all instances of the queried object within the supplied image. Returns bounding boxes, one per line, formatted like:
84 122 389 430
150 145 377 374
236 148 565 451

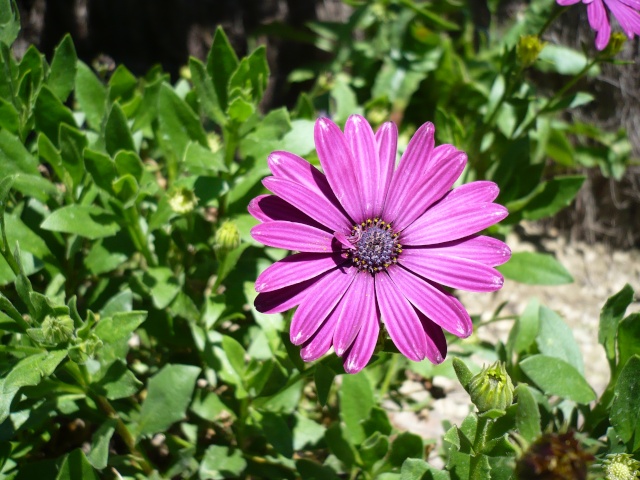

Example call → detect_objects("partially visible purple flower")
557 0 640 50
249 115 510 373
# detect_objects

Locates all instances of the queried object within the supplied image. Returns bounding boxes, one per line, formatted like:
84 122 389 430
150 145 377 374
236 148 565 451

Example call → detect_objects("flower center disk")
350 219 402 274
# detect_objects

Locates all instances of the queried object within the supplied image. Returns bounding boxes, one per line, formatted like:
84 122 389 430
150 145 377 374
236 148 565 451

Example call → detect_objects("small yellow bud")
207 133 222 153
215 220 241 253
603 32 627 57
169 187 198 215
41 315 75 345
517 35 546 67
468 361 514 412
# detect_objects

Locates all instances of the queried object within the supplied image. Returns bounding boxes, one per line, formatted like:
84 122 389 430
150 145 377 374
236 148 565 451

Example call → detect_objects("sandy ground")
387 222 640 459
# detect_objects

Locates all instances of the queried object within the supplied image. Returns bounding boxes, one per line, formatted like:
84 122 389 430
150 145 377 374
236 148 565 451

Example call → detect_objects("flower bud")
467 361 514 412
603 453 640 480
41 315 74 345
215 220 241 253
516 35 546 67
603 32 627 57
169 187 198 215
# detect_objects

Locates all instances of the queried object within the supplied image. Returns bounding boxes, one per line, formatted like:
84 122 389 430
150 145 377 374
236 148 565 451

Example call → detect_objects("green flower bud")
604 453 640 480
215 220 241 253
68 334 103 364
467 361 514 412
41 315 74 345
515 431 594 480
603 33 627 57
169 187 198 214
516 35 546 67
207 133 222 153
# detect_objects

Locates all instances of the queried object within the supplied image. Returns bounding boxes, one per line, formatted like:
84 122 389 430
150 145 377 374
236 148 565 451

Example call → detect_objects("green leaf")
0 97 19 134
360 432 390 470
0 350 67 422
114 150 144 181
112 173 138 206
139 267 181 309
56 449 99 480
618 313 640 371
330 75 360 125
314 363 335 407
34 85 77 146
75 61 107 130
497 252 573 285
507 298 540 357
0 125 39 176
228 46 269 104
515 384 541 443
184 141 226 176
388 432 423 467
520 354 595 404
137 364 201 438
86 419 117 470
95 311 146 349
522 176 585 221
108 65 137 102
545 129 575 167
227 97 255 123
157 83 208 160
199 445 246 480
292 411 326 450
325 422 357 468
340 372 375 445
40 205 121 240
93 360 142 400
537 44 598 76
401 458 450 480
599 284 634 366
59 124 88 189
610 355 640 451
536 306 584 373
0 174 14 203
0 0 20 46
84 148 117 194
189 56 225 125
206 27 239 115
47 34 77 102
105 102 136 155
221 335 247 378
261 412 293 458
452 357 474 391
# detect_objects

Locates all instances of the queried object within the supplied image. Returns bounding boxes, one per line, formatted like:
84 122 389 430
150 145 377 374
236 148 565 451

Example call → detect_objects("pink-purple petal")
333 273 376 356
387 266 473 337
248 195 326 230
315 117 364 222
374 122 398 218
556 0 582 4
255 252 346 293
254 275 324 314
267 151 350 219
251 221 336 252
402 203 508 246
434 181 500 211
345 115 379 220
375 272 429 361
393 147 467 231
605 0 640 37
343 315 380 374
290 267 356 345
383 122 435 225
417 311 447 365
617 0 640 10
419 235 511 267
262 176 352 232
300 308 340 362
399 248 505 292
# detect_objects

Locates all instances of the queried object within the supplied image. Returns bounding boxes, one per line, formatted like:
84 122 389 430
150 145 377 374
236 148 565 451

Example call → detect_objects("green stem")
123 205 157 267
0 207 20 277
537 6 570 38
218 126 239 218
379 354 399 398
515 57 600 137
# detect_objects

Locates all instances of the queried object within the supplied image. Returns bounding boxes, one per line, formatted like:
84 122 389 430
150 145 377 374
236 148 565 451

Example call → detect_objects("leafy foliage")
0 1 636 478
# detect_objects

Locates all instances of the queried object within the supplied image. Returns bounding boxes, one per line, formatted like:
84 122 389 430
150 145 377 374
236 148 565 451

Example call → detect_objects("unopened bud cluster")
517 35 546 67
215 220 241 253
169 187 198 214
468 361 514 412
603 453 640 480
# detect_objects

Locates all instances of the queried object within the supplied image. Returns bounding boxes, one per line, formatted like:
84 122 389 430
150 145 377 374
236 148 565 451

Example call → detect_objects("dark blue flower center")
349 218 402 274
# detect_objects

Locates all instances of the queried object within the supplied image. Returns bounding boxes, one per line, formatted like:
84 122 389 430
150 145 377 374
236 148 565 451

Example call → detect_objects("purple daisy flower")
249 116 510 374
557 0 640 50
